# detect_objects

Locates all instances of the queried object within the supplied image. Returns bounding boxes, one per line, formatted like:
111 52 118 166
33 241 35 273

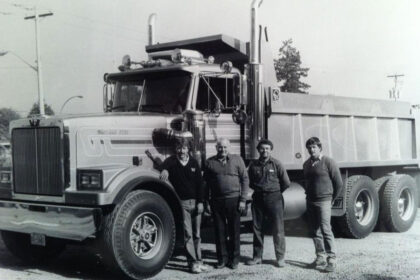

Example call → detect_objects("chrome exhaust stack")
250 0 263 64
148 13 157 45
249 0 264 159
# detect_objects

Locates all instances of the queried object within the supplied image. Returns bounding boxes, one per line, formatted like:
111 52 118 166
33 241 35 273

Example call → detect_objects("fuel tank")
283 182 306 220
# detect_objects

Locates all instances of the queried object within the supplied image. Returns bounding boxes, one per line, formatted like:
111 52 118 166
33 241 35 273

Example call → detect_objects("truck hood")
9 113 181 193
61 113 180 168
10 112 181 130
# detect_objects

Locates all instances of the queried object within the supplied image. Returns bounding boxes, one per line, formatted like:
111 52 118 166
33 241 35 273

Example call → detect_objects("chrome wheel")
354 189 374 226
129 212 163 260
398 187 414 221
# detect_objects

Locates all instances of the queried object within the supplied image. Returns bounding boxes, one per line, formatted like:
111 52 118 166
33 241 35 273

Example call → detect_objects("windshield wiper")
137 79 146 112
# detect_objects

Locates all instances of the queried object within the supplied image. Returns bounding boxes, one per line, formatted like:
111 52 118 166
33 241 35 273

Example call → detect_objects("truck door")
195 73 242 158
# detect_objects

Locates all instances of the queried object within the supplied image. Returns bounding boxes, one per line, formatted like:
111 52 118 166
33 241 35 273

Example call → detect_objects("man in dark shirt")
204 138 249 270
160 138 207 274
246 139 290 268
303 137 343 273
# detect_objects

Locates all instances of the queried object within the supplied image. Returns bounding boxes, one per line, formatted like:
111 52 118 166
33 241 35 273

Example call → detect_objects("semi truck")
0 1 418 279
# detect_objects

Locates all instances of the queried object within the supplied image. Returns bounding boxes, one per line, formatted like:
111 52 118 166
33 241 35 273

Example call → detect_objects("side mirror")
103 84 113 112
103 84 108 112
240 74 248 106
232 107 247 125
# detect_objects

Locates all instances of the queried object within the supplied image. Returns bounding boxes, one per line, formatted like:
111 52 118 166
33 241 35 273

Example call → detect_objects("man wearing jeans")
204 138 249 270
303 137 343 272
160 138 208 274
246 139 290 268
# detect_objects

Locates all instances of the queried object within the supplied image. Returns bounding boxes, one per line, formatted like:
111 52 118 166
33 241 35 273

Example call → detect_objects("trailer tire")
103 190 175 280
336 175 379 238
1 231 66 264
380 174 418 232
374 175 392 230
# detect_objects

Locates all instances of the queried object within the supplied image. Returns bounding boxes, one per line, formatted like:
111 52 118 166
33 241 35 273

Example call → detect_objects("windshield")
110 70 191 114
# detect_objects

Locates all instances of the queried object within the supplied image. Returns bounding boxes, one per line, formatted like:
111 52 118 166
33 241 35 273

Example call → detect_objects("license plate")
30 233 46 246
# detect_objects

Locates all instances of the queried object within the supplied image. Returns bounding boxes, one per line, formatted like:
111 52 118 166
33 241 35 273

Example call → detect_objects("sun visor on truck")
146 34 249 71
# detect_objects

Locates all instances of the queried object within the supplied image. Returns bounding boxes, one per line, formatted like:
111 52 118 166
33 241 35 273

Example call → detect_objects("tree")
274 39 310 94
0 108 21 141
27 102 55 117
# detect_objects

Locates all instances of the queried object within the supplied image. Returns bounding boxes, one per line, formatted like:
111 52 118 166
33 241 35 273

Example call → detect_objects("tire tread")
380 174 418 232
113 190 175 280
336 175 379 239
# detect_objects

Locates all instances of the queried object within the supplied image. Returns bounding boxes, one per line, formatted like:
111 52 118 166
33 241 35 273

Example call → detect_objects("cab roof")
146 34 249 71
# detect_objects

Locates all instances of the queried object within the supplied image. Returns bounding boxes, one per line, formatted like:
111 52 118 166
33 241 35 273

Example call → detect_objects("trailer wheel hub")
398 187 414 221
354 189 374 226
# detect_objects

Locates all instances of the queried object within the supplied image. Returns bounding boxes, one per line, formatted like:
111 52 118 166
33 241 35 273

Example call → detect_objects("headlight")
0 171 11 183
77 170 103 190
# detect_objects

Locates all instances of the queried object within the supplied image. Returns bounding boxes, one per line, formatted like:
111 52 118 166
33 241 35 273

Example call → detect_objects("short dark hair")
305 137 322 150
174 137 191 150
257 139 273 150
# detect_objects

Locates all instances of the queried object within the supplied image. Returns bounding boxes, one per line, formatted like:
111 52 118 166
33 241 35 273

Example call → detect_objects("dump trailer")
0 1 418 279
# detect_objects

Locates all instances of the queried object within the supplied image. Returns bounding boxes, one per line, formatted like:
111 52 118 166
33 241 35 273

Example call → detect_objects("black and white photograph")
0 0 419 279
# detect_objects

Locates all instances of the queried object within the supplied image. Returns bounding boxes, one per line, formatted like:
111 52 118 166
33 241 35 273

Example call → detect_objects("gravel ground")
0 214 419 280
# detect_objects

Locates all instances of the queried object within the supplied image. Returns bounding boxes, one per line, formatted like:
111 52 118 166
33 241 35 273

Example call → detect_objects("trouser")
210 196 241 265
251 191 286 261
306 200 336 261
181 199 202 265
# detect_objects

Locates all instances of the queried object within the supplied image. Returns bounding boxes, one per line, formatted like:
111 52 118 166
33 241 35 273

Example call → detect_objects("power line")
52 18 145 44
1 0 149 35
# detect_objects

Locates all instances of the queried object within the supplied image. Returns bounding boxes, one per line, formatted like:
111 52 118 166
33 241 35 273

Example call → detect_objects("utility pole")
387 74 404 101
24 7 53 116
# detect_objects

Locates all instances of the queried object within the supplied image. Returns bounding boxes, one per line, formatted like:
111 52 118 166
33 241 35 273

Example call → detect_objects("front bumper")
0 200 101 241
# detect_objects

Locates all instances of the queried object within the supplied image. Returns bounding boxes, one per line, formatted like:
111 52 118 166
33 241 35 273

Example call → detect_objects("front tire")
1 231 66 264
104 190 175 280
380 174 418 232
336 175 379 238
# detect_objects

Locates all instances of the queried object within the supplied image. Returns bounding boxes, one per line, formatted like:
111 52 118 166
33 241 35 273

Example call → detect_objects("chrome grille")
12 127 63 196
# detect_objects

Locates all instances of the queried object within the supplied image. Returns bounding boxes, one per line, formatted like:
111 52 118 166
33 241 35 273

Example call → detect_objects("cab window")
196 73 240 113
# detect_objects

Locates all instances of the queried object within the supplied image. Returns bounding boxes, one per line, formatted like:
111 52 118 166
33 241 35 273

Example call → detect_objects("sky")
0 0 419 115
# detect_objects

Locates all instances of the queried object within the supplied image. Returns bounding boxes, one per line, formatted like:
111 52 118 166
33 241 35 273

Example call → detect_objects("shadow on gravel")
286 260 313 270
285 218 311 237
0 242 119 280
362 275 398 280
165 259 190 273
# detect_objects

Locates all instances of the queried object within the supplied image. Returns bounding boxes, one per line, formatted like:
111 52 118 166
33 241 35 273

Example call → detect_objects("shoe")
310 256 327 269
198 263 211 272
246 258 262 266
214 262 226 269
276 259 286 268
189 263 201 274
324 261 336 272
227 262 238 270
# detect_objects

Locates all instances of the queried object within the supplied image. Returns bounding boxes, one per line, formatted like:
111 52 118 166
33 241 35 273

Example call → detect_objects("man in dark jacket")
303 137 343 272
204 138 249 270
246 139 290 268
160 138 208 274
